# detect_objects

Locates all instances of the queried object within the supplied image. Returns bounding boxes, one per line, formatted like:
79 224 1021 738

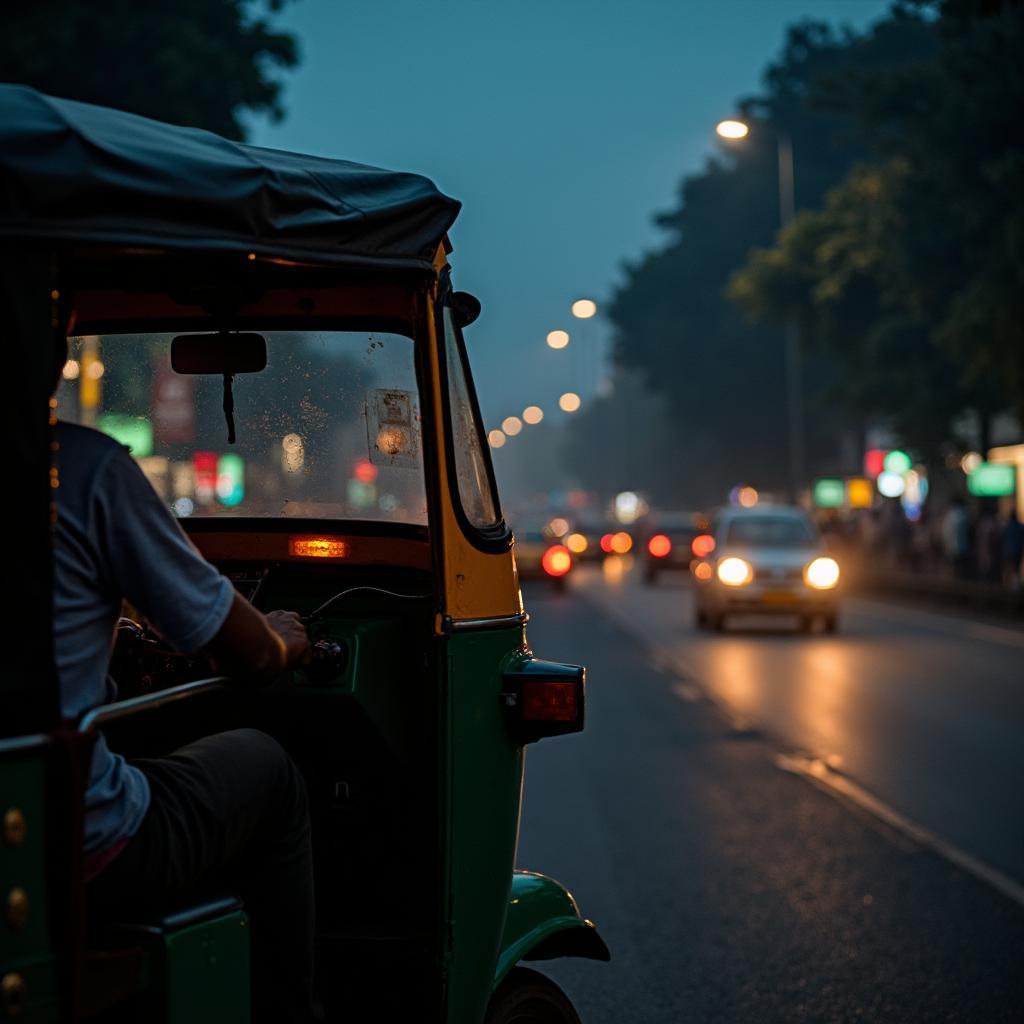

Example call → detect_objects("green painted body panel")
0 954 60 1021
442 630 527 1024
493 871 589 987
163 910 250 1024
1 748 58 1021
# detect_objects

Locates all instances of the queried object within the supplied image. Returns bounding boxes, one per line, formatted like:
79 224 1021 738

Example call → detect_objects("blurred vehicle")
563 519 617 563
515 528 574 591
639 511 709 584
693 505 841 632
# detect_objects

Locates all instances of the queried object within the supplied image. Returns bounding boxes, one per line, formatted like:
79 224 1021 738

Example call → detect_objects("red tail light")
648 534 672 558
599 533 615 554
542 544 572 577
691 533 716 558
522 681 578 721
502 659 586 743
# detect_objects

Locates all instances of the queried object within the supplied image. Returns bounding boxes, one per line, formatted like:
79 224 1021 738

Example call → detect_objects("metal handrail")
77 676 231 733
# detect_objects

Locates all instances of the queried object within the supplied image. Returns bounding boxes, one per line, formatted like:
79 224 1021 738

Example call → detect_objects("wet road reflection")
577 566 1024 881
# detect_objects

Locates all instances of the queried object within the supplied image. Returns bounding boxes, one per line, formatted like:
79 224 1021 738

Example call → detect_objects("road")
515 567 1024 1022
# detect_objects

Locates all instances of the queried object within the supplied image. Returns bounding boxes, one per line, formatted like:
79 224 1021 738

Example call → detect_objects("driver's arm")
204 595 309 679
94 442 309 677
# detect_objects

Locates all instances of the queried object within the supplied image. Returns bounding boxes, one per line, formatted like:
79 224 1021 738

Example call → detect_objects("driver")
52 339 320 1024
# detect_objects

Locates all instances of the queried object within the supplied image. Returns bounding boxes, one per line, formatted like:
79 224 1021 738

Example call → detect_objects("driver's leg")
87 728 319 1024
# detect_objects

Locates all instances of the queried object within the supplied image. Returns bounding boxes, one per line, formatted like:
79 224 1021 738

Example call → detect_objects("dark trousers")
87 728 320 1024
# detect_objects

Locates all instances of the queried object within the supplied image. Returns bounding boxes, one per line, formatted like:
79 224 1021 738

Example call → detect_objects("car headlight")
804 557 840 590
717 556 753 587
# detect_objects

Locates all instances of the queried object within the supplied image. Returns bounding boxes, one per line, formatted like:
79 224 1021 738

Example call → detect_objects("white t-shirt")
54 422 234 854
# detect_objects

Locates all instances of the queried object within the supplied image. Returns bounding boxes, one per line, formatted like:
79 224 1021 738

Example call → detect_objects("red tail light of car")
691 533 716 558
542 544 573 577
648 534 672 558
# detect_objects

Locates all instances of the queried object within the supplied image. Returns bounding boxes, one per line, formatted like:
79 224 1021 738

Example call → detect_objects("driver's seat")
83 893 249 1023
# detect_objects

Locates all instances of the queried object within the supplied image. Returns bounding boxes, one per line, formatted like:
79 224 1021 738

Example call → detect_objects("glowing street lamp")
546 330 569 350
488 429 506 449
502 415 523 436
559 392 581 413
571 299 597 319
715 119 749 140
522 405 544 425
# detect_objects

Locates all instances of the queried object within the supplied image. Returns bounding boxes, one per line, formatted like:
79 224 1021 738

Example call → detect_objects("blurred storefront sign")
987 444 1024 518
97 413 152 457
846 478 873 509
152 358 195 445
968 461 1016 499
813 478 844 508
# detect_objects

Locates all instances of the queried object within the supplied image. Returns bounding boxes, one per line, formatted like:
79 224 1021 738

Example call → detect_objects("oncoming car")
693 506 841 633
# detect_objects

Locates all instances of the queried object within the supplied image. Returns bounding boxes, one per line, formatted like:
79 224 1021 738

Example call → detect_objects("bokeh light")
488 429 506 449
523 405 544 425
547 330 570 349
559 392 582 413
571 299 597 319
716 119 749 139
502 415 523 436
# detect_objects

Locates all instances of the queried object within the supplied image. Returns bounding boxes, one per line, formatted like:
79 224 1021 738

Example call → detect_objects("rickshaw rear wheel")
485 967 582 1024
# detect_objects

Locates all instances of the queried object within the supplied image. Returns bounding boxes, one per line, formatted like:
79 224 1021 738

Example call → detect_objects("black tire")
644 566 658 585
798 614 814 634
485 967 582 1024
709 612 725 632
823 611 839 634
694 606 707 630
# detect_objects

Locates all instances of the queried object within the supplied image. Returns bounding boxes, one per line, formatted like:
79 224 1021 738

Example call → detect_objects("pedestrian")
941 497 971 579
1001 509 1024 589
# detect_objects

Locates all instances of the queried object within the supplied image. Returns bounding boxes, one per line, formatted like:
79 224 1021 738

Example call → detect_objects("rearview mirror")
171 333 267 375
449 291 481 329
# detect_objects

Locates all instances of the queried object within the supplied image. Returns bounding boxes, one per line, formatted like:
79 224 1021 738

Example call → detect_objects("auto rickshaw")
0 85 608 1023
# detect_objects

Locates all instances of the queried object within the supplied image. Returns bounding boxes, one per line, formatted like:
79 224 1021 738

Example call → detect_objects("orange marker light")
542 545 573 577
648 534 672 558
691 533 716 558
289 536 350 559
693 560 713 581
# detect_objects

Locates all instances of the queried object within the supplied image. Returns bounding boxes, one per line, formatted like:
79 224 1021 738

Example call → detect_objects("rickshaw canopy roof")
0 85 461 272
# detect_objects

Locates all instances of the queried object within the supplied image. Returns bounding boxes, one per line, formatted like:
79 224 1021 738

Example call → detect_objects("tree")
1 0 299 139
603 12 939 504
731 0 1024 451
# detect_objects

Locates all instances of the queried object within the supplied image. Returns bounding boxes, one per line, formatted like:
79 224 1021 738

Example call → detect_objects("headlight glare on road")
717 556 753 587
804 557 840 590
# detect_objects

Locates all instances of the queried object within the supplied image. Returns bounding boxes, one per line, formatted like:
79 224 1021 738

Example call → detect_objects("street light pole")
716 119 804 503
776 132 804 503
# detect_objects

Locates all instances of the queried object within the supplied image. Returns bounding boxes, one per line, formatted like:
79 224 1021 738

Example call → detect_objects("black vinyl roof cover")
0 84 461 272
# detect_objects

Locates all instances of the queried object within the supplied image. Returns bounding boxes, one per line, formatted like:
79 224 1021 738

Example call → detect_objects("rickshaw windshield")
58 331 427 525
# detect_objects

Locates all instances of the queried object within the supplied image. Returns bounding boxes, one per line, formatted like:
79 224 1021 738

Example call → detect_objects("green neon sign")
98 414 153 457
883 449 912 475
813 478 845 508
967 463 1016 497
216 454 245 507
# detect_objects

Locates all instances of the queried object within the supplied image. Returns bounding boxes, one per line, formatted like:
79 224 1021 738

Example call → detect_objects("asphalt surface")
515 572 1024 1023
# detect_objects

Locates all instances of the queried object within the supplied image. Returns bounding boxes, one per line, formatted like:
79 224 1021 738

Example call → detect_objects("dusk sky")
250 0 892 437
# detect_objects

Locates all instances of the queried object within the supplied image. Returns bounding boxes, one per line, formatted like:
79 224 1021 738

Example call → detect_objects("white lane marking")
775 753 1024 909
578 574 1024 903
848 597 1024 650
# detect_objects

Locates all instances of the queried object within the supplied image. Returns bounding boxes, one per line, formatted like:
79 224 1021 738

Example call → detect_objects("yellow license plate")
761 591 797 604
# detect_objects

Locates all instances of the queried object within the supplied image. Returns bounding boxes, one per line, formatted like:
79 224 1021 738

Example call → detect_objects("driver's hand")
265 610 312 668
